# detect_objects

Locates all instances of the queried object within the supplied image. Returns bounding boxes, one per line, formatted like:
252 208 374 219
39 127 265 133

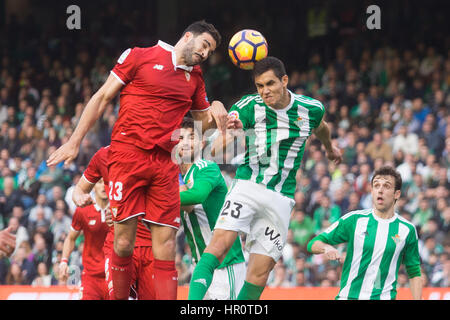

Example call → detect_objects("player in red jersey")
47 21 227 300
60 180 110 300
74 146 155 300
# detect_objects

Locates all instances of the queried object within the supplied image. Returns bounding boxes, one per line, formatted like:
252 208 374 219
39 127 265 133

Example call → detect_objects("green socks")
237 281 265 300
188 252 220 300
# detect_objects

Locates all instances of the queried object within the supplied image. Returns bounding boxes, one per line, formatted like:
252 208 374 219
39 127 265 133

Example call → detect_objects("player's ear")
183 31 194 42
281 75 289 87
394 189 401 202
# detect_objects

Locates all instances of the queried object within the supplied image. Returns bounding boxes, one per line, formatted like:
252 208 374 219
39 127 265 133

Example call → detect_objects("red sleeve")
110 47 141 85
190 69 210 111
83 149 102 184
71 208 84 232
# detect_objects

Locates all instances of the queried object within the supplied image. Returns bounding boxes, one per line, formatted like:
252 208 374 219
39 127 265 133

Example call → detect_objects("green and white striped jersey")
181 159 245 268
308 209 421 300
229 91 325 199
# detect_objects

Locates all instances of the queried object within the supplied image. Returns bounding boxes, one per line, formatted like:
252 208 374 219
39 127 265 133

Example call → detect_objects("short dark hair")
180 117 195 130
252 56 287 80
371 166 402 191
182 20 221 47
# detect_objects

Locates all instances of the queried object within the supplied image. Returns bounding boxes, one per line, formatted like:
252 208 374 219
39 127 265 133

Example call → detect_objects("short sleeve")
190 71 210 111
83 151 102 184
228 103 249 130
194 163 221 188
307 216 350 253
71 208 84 232
110 47 140 85
402 226 421 271
309 102 325 130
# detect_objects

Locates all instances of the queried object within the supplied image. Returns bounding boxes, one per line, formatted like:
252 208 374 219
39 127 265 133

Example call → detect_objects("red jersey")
110 41 210 152
83 146 152 247
71 204 109 277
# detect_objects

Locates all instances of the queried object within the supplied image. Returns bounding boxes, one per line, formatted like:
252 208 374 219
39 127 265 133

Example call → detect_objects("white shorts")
204 262 246 300
214 179 295 261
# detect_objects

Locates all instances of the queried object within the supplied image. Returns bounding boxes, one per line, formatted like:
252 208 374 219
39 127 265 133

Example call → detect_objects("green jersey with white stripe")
229 91 325 198
181 159 245 268
308 209 421 300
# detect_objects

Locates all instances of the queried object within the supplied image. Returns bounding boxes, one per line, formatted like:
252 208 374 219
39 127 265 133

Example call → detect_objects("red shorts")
104 245 155 300
80 273 109 300
108 141 180 229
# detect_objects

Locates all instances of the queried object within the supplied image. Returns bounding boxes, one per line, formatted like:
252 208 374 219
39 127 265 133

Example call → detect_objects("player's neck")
270 90 291 110
180 163 193 175
95 197 109 210
373 207 395 220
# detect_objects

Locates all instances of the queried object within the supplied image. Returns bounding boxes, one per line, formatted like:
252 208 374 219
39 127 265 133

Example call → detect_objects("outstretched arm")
191 100 228 134
309 239 343 262
47 74 123 166
313 120 342 165
72 175 96 207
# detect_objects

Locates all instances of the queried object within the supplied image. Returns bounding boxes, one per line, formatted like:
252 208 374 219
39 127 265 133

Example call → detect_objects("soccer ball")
228 29 268 70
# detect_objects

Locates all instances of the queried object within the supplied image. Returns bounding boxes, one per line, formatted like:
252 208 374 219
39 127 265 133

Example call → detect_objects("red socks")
153 259 178 300
111 250 133 300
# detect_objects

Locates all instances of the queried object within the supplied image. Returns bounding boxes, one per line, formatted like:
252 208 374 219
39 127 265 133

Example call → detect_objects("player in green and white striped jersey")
308 166 423 300
188 57 342 300
178 117 246 300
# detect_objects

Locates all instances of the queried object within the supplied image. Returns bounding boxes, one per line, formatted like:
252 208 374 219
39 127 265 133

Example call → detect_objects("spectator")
7 216 29 256
19 166 41 209
31 233 52 271
28 194 53 224
50 209 71 245
289 209 315 249
312 196 341 234
0 176 23 221
5 262 27 285
11 244 36 284
31 261 52 286
413 198 434 230
392 124 419 156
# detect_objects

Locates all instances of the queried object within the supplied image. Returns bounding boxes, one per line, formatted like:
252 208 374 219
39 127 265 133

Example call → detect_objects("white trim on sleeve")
110 70 126 85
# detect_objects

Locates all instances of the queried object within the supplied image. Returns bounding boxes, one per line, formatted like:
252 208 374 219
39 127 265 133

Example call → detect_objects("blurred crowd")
0 0 449 290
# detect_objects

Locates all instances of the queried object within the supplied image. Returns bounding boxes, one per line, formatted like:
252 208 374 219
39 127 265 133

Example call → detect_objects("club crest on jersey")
391 234 402 245
111 207 118 218
295 116 304 128
185 71 190 81
229 111 239 120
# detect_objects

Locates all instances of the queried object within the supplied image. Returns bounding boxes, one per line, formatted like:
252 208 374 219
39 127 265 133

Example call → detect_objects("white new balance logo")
194 278 207 287
153 64 164 70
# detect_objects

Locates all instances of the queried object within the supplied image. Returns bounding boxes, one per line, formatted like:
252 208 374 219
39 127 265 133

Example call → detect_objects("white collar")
94 203 109 223
157 40 193 72
372 209 398 223
94 203 109 212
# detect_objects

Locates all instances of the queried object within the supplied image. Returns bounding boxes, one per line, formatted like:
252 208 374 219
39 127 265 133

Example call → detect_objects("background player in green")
177 117 246 300
307 166 423 300
188 56 342 300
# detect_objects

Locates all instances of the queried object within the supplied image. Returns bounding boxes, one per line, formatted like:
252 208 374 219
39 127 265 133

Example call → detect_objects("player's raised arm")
46 74 123 166
191 100 228 134
72 175 96 207
313 119 343 165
